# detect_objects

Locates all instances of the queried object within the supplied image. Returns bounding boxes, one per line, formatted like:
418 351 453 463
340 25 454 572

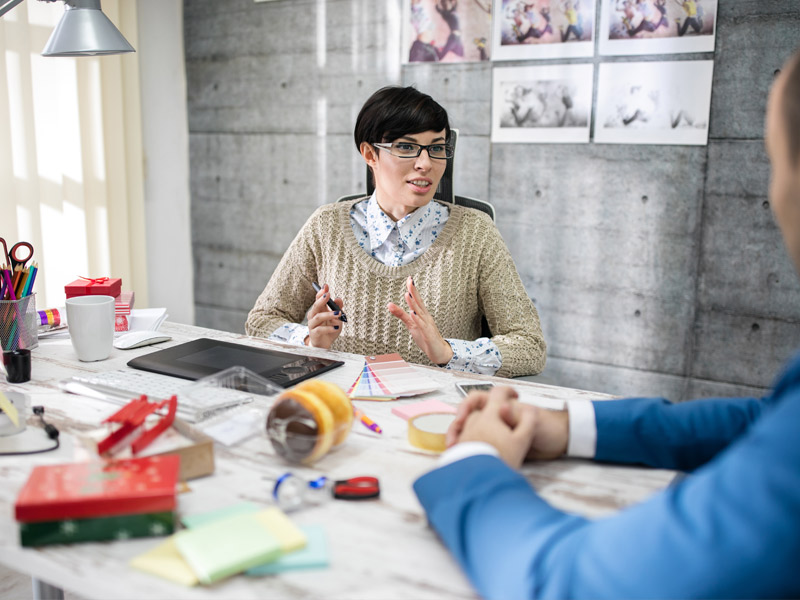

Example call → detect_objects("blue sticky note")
246 525 328 575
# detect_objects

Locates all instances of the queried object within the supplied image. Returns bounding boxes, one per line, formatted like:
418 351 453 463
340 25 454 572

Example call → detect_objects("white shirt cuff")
445 338 502 376
566 399 597 458
269 323 309 346
437 441 499 467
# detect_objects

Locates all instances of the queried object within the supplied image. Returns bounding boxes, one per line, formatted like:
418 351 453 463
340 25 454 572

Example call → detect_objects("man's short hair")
782 52 800 164
354 86 451 149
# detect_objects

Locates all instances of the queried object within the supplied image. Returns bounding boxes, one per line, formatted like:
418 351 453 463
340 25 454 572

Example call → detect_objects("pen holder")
0 294 38 352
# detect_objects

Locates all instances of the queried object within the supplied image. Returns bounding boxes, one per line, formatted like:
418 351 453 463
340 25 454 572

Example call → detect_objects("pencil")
10 266 21 296
15 268 29 299
22 263 37 297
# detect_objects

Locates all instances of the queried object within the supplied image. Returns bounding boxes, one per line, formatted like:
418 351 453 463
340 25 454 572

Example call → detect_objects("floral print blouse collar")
365 193 446 254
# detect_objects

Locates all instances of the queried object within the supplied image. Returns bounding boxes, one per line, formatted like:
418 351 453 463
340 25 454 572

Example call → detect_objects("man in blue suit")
414 50 800 600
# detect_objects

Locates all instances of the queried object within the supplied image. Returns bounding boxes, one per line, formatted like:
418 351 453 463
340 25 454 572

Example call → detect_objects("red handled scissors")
332 476 380 500
0 237 34 270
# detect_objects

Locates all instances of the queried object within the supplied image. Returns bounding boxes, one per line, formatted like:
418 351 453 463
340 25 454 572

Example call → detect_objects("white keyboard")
63 369 254 423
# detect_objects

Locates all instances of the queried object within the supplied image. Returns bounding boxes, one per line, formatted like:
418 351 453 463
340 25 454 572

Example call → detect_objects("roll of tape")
408 412 456 453
0 390 28 437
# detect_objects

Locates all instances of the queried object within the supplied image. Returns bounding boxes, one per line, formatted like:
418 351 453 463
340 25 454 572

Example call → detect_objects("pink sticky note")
391 399 457 421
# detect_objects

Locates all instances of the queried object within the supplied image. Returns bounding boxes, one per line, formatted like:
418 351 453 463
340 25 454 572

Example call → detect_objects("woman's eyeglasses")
372 142 454 160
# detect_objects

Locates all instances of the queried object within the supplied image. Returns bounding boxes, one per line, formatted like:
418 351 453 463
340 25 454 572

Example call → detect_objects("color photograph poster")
491 64 594 143
403 0 492 63
492 0 596 61
598 0 717 56
594 60 714 145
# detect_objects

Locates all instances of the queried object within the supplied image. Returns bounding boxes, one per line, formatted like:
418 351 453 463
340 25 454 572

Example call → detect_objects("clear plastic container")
179 366 282 422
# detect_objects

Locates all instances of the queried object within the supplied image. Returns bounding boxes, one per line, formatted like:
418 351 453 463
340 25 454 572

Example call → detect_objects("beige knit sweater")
245 199 546 378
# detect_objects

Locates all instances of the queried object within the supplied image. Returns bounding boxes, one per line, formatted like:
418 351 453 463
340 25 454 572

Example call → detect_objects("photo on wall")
598 0 717 56
594 60 714 145
491 63 594 143
492 0 596 60
403 0 492 63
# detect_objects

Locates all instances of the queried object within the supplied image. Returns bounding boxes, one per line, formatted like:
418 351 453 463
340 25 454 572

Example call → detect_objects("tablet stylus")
312 282 348 323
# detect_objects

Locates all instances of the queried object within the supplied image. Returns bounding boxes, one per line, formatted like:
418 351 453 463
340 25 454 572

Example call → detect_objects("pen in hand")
312 282 348 323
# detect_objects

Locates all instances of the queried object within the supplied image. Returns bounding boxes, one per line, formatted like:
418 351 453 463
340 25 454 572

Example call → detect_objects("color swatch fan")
348 353 439 401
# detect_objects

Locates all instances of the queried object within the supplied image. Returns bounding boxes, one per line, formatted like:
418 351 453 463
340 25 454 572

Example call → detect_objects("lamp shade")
42 0 134 57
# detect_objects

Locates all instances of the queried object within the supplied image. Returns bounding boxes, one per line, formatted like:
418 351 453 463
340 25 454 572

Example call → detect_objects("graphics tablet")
127 338 344 387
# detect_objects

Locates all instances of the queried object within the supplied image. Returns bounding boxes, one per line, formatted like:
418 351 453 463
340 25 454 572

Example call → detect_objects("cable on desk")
0 406 60 456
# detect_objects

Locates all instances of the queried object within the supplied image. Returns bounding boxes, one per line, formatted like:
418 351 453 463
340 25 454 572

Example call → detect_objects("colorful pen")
354 408 382 434
312 281 347 322
3 268 16 301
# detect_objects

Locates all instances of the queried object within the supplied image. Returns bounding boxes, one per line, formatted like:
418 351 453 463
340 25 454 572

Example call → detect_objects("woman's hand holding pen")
387 276 454 367
305 283 346 349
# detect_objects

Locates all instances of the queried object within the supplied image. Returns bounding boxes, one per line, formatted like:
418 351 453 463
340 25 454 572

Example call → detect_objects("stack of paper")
130 503 329 586
348 353 440 401
128 307 168 333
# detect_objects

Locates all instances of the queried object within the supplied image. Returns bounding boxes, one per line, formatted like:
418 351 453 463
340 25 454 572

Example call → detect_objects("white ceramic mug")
65 295 115 362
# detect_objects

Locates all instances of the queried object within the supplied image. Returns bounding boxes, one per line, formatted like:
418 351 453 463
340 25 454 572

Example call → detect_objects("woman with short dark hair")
246 86 546 377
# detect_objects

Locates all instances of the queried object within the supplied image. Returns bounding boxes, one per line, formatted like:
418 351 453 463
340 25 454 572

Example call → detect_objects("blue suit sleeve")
593 395 767 471
414 389 800 599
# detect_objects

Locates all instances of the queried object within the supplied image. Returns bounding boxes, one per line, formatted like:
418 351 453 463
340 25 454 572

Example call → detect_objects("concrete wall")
184 0 800 400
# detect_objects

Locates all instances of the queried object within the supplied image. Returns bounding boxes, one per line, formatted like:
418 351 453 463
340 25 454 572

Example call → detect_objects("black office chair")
337 129 496 221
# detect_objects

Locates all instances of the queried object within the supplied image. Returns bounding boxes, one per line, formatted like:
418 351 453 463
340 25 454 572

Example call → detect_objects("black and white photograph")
594 60 714 145
599 0 717 55
491 64 594 143
492 0 596 60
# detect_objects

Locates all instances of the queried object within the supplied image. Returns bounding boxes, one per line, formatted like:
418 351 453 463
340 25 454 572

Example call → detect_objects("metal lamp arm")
0 0 26 18
0 0 61 19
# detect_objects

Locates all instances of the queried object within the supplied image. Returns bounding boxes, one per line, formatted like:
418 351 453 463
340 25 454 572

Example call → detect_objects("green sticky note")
0 391 19 427
174 512 281 584
246 525 328 575
181 502 260 529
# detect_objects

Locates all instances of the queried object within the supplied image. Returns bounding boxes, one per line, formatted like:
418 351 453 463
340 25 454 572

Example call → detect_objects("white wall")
137 0 194 324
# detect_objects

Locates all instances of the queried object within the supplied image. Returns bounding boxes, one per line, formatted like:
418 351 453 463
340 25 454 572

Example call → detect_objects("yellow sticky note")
0 391 20 428
130 537 199 587
255 507 307 554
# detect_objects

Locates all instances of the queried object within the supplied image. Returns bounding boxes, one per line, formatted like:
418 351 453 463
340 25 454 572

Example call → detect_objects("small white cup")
65 295 115 362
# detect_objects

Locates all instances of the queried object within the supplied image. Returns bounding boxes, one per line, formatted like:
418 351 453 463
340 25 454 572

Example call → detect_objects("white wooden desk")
0 323 677 599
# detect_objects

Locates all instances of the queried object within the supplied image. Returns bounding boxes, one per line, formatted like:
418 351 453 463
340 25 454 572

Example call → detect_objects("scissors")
0 237 34 270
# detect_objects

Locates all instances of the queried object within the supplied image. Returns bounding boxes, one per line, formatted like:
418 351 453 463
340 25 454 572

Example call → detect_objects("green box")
19 510 175 547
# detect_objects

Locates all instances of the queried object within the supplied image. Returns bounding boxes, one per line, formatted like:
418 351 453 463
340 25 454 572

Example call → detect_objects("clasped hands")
306 277 454 367
446 386 570 470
